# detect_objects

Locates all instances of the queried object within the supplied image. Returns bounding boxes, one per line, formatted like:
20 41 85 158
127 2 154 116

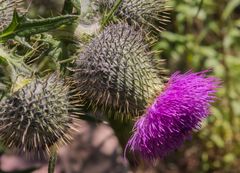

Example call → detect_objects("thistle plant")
0 74 81 157
0 0 221 172
74 23 165 118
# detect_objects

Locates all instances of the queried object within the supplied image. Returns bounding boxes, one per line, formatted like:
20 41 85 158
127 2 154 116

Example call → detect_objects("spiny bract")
0 74 81 157
98 0 170 31
0 0 25 32
74 23 165 119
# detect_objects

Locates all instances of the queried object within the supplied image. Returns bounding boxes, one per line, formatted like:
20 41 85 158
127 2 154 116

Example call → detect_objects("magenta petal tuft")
126 71 221 161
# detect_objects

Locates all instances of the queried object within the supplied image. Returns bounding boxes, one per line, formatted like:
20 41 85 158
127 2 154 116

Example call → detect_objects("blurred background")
1 0 240 173
153 0 240 172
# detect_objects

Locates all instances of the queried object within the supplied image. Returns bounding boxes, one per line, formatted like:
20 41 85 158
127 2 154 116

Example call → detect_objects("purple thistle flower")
126 70 220 161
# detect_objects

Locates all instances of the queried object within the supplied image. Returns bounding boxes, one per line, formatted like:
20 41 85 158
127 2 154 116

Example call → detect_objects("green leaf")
223 153 235 164
0 10 21 38
0 13 78 41
211 134 225 148
222 0 240 20
0 46 10 64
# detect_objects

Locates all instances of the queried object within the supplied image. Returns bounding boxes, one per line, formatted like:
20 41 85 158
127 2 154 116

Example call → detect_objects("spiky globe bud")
0 0 25 31
126 71 220 161
97 0 170 31
74 24 165 119
0 74 81 157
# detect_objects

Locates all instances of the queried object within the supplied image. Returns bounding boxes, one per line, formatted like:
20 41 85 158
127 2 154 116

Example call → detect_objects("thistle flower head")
0 74 81 157
74 23 165 119
0 0 25 32
98 0 170 31
126 71 220 161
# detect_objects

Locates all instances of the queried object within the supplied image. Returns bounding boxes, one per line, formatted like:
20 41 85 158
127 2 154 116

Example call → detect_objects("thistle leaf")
0 13 79 41
0 0 25 32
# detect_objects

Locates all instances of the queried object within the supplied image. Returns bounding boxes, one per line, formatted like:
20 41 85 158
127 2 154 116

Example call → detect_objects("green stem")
59 56 77 64
62 0 74 14
48 150 57 173
101 0 122 27
195 0 204 18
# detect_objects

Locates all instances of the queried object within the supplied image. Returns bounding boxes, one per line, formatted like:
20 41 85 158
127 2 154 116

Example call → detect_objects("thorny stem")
101 0 123 27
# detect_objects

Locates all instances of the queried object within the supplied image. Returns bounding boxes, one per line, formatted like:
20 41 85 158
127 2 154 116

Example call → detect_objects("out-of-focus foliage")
151 0 240 172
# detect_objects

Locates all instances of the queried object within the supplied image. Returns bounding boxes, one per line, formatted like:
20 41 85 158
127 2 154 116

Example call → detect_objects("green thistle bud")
98 0 170 31
0 74 81 157
74 24 165 119
0 0 25 31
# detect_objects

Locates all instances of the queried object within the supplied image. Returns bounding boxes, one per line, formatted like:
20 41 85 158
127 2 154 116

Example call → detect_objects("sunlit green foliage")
153 0 240 172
